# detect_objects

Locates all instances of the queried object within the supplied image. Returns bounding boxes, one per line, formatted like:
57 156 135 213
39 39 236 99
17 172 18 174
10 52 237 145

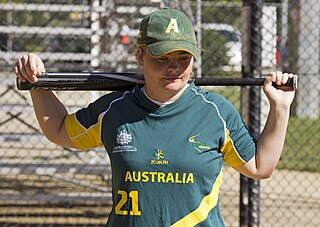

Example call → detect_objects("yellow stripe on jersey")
170 168 223 227
65 113 103 150
221 129 246 167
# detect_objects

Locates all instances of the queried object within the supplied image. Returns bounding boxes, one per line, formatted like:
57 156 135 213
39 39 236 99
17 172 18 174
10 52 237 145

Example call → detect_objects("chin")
163 81 187 91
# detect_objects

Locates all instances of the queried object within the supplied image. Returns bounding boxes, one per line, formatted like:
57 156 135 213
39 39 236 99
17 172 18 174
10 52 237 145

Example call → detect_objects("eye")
179 56 192 61
157 57 168 62
180 57 189 61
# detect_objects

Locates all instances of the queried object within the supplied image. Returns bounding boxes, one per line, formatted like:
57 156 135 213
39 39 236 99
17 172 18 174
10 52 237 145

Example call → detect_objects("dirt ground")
220 166 320 227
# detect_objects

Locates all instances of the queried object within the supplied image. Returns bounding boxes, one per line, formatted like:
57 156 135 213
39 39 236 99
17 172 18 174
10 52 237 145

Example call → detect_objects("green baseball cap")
137 8 198 59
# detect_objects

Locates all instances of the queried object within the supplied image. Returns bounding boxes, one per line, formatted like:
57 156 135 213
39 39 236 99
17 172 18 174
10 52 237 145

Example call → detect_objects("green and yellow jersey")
65 83 256 226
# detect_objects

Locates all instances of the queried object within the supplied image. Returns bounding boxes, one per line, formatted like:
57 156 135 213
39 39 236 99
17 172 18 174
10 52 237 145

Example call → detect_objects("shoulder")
190 85 240 118
73 89 136 121
190 86 233 107
89 89 135 110
96 89 134 103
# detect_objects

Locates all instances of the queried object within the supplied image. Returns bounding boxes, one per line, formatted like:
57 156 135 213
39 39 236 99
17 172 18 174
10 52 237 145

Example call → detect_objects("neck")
143 83 189 104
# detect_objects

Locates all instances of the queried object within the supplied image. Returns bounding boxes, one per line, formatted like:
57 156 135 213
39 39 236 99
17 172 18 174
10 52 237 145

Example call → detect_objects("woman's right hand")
14 53 45 83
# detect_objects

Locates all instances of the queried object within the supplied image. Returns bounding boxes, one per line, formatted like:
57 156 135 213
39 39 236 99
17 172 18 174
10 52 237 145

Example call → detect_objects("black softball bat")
16 72 298 91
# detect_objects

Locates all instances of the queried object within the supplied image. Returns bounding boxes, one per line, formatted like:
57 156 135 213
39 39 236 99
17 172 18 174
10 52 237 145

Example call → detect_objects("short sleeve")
64 111 103 150
214 94 256 167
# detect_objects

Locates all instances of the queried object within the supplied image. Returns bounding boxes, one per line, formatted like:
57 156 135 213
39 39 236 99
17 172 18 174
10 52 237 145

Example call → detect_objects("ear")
135 47 144 67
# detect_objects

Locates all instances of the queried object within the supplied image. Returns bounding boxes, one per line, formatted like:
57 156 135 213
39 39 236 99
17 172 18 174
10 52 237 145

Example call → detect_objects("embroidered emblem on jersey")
117 129 132 145
112 129 137 153
156 149 164 159
189 134 211 153
150 149 169 165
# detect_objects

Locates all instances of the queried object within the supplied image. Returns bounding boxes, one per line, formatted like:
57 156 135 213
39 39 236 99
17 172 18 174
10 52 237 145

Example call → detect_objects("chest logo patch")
189 134 211 153
112 129 137 153
151 149 169 165
117 129 132 145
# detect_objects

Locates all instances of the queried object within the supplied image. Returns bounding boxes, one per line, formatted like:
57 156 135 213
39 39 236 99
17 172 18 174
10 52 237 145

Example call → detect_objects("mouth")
163 76 182 81
164 77 180 80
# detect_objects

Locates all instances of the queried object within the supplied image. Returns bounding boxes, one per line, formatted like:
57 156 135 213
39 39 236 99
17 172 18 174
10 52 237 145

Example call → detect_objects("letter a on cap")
165 18 180 33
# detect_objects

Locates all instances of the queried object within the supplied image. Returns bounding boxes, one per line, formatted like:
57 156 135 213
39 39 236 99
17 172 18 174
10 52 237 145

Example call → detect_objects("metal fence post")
240 0 262 226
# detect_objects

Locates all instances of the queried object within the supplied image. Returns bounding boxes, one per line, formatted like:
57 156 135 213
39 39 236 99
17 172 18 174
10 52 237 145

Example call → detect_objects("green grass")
278 117 320 172
209 87 241 111
208 88 320 173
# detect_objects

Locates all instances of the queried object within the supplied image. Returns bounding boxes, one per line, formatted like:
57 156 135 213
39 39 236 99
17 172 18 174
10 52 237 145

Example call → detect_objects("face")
136 47 194 102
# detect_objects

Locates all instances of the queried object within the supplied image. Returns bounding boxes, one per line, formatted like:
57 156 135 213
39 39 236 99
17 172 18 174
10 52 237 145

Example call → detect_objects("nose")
167 60 180 74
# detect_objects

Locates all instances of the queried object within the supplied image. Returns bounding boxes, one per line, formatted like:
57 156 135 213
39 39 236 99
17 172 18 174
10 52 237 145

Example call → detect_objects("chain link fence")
0 0 319 226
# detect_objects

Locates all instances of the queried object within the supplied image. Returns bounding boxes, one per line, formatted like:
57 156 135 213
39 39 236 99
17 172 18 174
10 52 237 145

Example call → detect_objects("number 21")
115 190 141 216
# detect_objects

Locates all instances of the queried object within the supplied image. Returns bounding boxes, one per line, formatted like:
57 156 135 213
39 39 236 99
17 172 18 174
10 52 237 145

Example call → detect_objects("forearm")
255 105 291 177
30 90 74 147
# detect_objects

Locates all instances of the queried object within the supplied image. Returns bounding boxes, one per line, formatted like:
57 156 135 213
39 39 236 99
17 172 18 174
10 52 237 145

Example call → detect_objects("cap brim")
147 40 198 59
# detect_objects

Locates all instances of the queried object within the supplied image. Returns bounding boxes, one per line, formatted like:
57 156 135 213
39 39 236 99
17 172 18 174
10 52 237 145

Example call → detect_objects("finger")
20 55 36 82
276 71 283 85
281 73 289 84
28 53 45 77
22 55 35 77
26 53 42 82
16 57 34 83
265 71 276 84
14 62 26 82
36 58 45 76
287 73 295 79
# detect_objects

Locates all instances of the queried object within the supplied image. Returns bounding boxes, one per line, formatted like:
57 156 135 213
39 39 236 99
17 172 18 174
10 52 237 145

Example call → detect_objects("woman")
15 8 295 227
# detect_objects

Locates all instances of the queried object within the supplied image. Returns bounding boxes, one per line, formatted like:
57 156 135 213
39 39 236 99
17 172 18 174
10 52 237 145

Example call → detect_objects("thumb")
36 58 46 76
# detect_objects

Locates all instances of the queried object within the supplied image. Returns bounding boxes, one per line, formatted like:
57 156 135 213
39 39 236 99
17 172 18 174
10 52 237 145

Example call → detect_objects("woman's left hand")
263 71 296 108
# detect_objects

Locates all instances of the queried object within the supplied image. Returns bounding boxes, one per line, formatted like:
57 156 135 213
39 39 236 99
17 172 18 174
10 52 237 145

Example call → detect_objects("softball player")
15 8 295 227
